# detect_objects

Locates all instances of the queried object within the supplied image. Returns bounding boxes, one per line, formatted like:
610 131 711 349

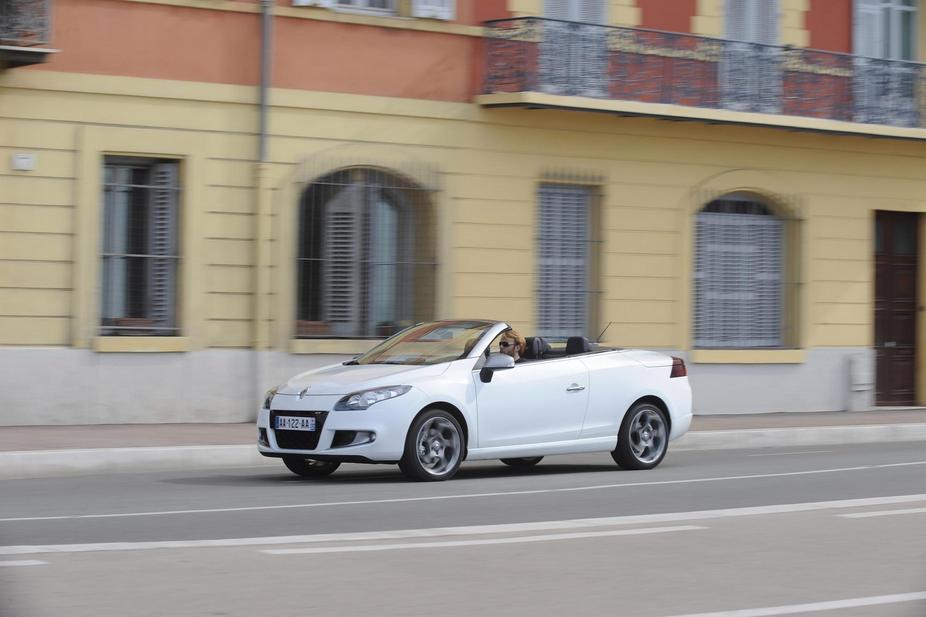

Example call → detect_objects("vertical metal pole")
259 0 273 163
253 0 274 413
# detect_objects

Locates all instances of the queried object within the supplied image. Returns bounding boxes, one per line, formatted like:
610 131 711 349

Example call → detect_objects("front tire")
400 409 465 481
282 456 340 478
611 402 668 470
500 457 543 467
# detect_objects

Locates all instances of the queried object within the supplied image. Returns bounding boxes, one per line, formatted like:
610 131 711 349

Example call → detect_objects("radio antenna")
596 321 613 343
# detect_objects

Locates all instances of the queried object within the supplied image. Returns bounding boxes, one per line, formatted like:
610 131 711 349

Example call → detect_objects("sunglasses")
500 341 516 348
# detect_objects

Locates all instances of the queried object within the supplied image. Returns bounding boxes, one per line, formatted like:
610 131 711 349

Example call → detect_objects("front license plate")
275 416 316 431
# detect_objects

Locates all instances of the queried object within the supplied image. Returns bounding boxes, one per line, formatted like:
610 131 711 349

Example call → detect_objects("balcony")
480 17 926 136
0 0 57 69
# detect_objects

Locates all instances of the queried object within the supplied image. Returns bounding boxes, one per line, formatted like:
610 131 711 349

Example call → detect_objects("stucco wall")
3 68 926 422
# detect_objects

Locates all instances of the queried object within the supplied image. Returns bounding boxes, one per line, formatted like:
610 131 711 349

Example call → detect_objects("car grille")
270 410 328 450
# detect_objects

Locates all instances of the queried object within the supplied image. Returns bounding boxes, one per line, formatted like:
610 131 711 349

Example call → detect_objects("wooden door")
874 211 918 405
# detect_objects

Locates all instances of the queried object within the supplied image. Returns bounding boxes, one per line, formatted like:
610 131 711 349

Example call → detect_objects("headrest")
565 336 591 355
522 336 543 360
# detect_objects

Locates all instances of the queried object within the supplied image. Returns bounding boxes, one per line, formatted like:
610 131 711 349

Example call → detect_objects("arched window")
296 168 435 338
694 194 786 348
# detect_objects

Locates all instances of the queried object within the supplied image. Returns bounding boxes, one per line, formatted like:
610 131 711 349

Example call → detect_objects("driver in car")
499 329 527 363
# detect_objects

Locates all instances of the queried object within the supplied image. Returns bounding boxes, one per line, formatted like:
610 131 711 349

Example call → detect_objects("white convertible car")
258 319 692 481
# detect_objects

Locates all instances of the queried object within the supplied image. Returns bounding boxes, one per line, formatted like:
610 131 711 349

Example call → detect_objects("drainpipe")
259 0 272 164
253 0 274 412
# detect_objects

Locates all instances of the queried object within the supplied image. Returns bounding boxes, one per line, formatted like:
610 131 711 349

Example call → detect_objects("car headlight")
263 387 278 410
334 385 411 411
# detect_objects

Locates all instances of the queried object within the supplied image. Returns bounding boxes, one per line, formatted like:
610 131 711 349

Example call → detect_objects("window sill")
278 5 478 35
93 337 191 353
289 338 382 355
690 349 807 364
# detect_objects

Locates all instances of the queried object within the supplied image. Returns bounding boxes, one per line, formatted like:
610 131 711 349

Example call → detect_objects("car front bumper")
256 391 426 463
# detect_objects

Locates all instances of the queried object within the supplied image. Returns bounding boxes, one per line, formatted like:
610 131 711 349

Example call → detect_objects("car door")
474 358 590 448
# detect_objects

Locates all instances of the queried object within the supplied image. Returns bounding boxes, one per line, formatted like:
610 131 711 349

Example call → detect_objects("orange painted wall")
807 0 852 52
471 0 511 24
274 18 477 101
28 0 482 101
33 0 261 85
638 0 697 33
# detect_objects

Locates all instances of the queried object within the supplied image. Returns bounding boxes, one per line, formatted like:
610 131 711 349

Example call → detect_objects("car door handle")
566 384 586 392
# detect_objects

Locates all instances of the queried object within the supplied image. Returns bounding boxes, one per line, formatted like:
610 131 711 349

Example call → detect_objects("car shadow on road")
161 462 626 487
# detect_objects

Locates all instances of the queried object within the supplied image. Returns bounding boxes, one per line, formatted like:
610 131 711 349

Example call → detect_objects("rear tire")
282 456 340 478
500 457 543 467
399 409 465 481
611 402 668 470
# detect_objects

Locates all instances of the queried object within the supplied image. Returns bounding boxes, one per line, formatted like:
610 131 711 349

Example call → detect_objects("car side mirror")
479 352 515 383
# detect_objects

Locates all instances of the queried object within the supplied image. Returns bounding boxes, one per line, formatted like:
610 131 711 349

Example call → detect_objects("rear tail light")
670 357 687 378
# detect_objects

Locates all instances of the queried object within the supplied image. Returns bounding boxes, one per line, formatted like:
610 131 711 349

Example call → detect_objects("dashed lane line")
838 506 926 519
262 525 706 555
657 591 926 617
0 560 46 567
1 493 925 556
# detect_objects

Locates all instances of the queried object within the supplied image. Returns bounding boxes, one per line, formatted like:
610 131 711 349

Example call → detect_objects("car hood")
277 362 450 396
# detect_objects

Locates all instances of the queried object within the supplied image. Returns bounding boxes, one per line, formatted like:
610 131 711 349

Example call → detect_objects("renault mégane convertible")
258 319 692 481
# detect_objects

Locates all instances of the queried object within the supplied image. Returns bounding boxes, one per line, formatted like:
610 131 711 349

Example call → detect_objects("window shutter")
854 0 883 57
323 184 363 336
578 0 607 24
694 208 783 348
102 165 129 323
291 0 335 7
544 0 569 19
148 162 179 332
756 0 778 45
726 0 748 40
537 184 590 339
411 0 454 20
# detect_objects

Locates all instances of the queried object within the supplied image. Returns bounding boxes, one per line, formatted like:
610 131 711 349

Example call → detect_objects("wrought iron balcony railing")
483 17 926 129
1 0 51 46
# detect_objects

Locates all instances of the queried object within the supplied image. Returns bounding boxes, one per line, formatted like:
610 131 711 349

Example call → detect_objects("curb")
672 423 926 451
2 424 925 480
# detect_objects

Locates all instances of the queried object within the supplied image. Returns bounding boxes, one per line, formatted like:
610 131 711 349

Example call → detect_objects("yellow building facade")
3 0 926 424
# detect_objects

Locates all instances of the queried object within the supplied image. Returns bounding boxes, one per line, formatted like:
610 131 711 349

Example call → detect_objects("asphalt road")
1 443 925 617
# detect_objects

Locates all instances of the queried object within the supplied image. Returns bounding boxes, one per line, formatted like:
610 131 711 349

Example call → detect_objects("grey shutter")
722 0 780 113
544 0 569 19
292 0 335 6
540 0 608 97
537 184 590 339
411 0 454 20
853 0 918 126
148 162 179 333
694 209 783 348
368 191 401 334
324 183 363 336
577 0 607 23
101 165 128 324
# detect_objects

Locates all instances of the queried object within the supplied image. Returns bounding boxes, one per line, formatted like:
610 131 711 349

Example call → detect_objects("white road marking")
839 506 926 519
657 591 926 617
747 450 832 457
0 560 46 567
1 493 924 556
262 525 706 555
2 460 925 523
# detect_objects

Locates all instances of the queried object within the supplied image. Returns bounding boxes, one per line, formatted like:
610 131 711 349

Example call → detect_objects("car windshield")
353 320 496 366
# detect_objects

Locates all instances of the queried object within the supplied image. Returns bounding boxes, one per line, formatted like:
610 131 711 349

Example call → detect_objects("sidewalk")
2 410 925 479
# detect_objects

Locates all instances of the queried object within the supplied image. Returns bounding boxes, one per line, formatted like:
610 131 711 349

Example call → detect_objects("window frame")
333 0 397 15
74 127 204 353
854 0 918 60
295 167 437 340
100 156 182 338
535 182 601 341
692 193 800 351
